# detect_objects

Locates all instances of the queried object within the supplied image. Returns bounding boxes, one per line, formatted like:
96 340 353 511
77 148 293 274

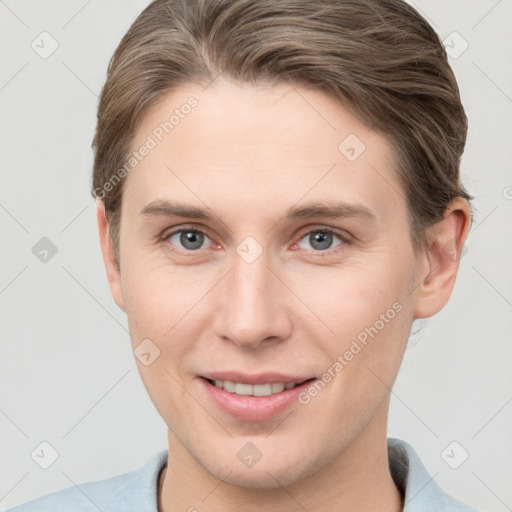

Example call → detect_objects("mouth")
199 375 317 422
203 377 312 397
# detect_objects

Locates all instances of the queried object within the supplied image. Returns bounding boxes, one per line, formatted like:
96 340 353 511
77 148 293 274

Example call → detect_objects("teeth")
223 380 235 393
235 383 253 396
210 379 301 396
271 383 285 393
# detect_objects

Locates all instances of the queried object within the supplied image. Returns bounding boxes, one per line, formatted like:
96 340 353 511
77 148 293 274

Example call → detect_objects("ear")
413 197 471 319
96 199 126 312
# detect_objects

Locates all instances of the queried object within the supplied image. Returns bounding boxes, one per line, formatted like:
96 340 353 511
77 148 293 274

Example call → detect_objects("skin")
97 77 470 512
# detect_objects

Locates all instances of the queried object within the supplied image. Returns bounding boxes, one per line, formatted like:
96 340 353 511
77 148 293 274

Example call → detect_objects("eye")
165 228 213 251
161 225 349 255
296 228 346 252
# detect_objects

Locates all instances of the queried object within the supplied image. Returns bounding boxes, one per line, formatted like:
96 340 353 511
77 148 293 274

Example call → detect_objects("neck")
158 402 403 512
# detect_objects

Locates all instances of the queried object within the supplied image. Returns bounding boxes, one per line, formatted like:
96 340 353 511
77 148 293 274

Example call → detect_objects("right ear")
96 200 126 312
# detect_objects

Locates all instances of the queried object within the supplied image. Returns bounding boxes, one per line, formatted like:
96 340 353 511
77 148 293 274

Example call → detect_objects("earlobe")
96 200 126 312
413 197 471 319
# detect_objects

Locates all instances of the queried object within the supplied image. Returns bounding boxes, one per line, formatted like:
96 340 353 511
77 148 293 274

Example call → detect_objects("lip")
198 375 316 422
200 371 312 385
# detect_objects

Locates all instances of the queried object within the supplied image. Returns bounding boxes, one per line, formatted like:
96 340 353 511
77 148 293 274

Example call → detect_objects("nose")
212 247 292 350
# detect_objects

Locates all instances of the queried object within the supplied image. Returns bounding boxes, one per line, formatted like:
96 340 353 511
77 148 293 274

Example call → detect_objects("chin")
211 461 310 490
189 436 327 490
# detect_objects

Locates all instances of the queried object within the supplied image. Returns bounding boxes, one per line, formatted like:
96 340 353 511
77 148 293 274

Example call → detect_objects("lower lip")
200 378 315 422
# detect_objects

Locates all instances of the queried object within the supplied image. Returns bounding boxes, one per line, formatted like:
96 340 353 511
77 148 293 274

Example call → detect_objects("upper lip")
200 371 314 385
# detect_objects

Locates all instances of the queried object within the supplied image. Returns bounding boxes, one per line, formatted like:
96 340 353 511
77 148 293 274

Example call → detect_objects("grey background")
1 0 511 510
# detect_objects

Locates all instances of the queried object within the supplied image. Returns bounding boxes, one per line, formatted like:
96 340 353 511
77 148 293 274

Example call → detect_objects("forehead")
124 78 406 226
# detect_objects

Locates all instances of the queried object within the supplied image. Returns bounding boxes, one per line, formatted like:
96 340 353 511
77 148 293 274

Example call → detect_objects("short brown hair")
91 0 471 256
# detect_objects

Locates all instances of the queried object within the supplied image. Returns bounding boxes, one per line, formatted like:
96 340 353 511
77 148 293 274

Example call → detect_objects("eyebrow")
140 199 376 222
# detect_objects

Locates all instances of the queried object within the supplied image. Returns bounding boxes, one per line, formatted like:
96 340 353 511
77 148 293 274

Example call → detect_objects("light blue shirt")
6 438 481 511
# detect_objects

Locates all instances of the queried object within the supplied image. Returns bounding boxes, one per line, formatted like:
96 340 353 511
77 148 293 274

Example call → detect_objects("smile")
199 376 317 421
206 379 305 396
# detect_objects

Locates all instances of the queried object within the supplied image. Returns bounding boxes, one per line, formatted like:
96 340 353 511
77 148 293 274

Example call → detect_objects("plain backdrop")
1 0 511 510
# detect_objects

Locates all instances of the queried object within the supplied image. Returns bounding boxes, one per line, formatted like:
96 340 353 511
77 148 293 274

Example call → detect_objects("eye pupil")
180 230 204 250
310 231 333 250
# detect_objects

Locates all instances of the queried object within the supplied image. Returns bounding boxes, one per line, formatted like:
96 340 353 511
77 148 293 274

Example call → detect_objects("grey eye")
297 230 343 251
169 230 208 251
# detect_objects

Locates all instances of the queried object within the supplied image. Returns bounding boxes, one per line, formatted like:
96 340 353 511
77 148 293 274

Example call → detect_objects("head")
93 0 471 489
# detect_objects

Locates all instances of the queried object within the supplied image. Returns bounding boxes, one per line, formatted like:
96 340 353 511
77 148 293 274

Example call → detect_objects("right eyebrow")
140 200 216 220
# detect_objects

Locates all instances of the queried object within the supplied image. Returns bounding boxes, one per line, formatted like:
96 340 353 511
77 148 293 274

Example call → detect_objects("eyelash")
159 225 351 257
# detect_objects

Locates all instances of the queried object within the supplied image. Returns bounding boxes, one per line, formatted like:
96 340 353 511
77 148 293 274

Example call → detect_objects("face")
99 77 456 489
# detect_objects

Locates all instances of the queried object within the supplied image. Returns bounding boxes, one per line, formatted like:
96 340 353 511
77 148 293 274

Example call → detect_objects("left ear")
413 197 471 319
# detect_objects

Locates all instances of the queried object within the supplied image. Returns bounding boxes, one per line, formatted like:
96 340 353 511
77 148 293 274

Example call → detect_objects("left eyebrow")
283 201 376 221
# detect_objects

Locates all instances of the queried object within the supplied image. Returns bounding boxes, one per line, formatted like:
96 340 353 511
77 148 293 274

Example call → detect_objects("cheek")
298 253 414 392
120 253 211 374
120 258 197 418
294 253 413 337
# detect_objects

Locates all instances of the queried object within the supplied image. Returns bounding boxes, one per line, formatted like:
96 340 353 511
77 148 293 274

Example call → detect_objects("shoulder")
388 438 482 512
5 450 168 512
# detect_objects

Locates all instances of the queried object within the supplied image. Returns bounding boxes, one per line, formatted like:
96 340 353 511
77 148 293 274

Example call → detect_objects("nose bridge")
213 241 291 348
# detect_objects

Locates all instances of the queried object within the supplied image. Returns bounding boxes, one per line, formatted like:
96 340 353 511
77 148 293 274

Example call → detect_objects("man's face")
112 78 424 487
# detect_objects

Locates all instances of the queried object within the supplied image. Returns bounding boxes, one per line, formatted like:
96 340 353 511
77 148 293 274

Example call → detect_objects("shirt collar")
388 438 479 511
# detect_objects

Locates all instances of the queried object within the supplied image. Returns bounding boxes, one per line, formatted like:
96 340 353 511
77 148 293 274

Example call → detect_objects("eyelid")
294 224 353 243
160 224 209 238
